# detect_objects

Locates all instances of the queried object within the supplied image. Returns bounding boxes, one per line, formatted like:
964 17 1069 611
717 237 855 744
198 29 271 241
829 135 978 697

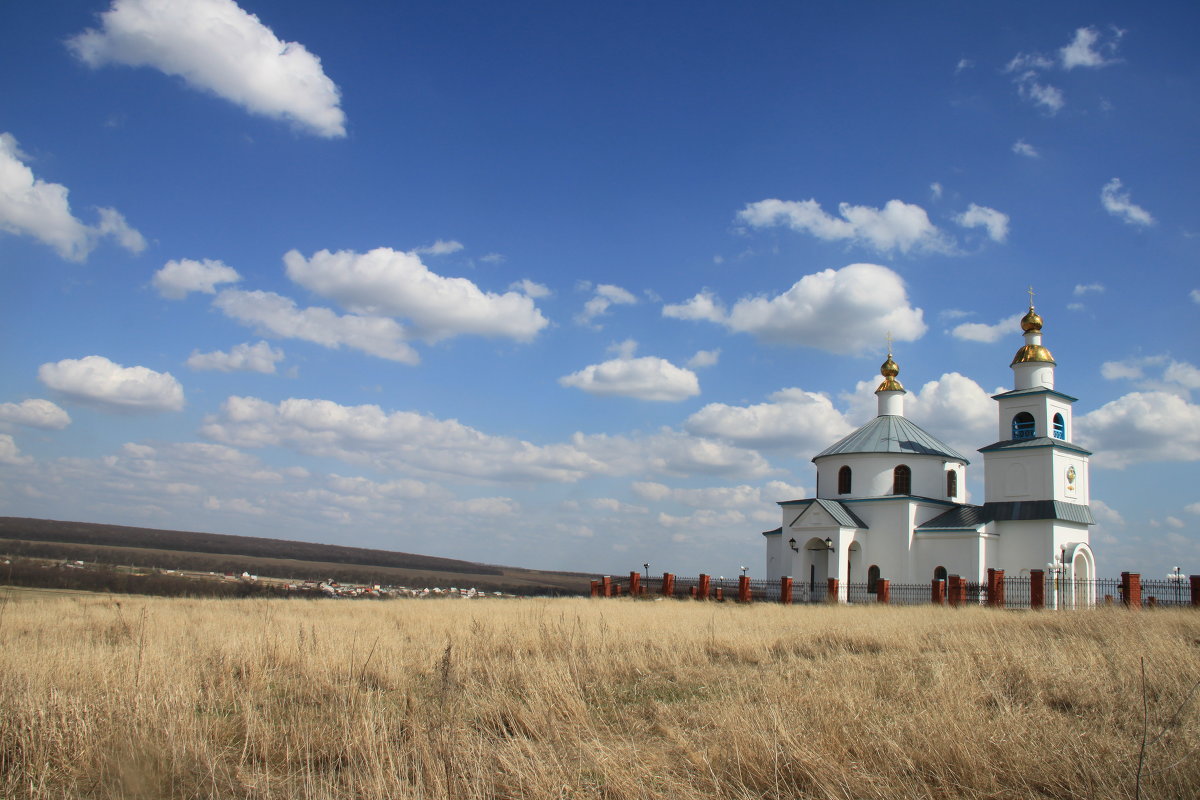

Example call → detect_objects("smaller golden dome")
1011 344 1055 365
1020 308 1043 332
876 354 904 392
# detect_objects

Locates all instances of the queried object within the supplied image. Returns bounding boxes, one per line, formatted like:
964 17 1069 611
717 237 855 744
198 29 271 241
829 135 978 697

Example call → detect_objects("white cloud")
1012 140 1039 158
509 279 550 298
201 395 771 483
1076 391 1200 468
670 263 925 355
1165 516 1185 529
449 497 520 516
950 313 1022 343
1074 283 1105 296
657 509 746 529
1100 356 1200 394
560 342 700 402
0 434 30 466
1191 289 1200 305
1101 178 1155 227
687 349 720 369
0 399 71 430
1100 356 1163 382
575 283 638 328
95 207 147 254
930 182 943 200
662 290 726 323
1164 361 1200 391
0 133 145 261
686 387 853 451
1015 73 1065 114
68 0 345 138
480 253 506 264
283 248 548 342
38 355 184 413
152 258 241 299
954 203 1010 242
1185 503 1200 516
632 480 806 510
954 59 973 74
738 197 950 254
213 288 420 364
1090 498 1125 526
412 240 463 256
186 341 285 374
1005 53 1055 73
1060 26 1122 70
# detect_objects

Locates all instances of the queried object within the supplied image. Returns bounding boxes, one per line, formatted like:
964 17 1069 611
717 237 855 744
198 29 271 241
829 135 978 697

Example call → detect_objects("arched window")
867 565 880 593
838 465 852 494
1012 412 1035 440
946 469 958 498
892 464 911 495
934 566 947 583
1052 413 1066 440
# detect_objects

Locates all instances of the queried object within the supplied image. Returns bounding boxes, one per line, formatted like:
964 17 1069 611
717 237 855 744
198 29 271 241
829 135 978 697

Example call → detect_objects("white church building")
763 298 1096 599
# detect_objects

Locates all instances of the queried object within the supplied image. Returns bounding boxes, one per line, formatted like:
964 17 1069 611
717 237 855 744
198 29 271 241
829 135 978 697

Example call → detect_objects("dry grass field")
1 592 1198 800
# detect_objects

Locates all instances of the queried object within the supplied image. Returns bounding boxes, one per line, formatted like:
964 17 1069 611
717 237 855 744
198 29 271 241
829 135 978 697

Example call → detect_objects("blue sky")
1 0 1197 580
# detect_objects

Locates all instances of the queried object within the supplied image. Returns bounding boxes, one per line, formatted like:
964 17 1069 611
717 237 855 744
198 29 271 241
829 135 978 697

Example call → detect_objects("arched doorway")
1065 542 1096 608
800 537 831 601
847 542 863 601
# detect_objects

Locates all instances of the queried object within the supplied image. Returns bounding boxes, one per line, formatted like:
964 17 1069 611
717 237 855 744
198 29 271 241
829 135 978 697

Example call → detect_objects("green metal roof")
917 500 1095 530
991 387 1078 403
978 436 1092 456
783 498 869 529
814 415 968 463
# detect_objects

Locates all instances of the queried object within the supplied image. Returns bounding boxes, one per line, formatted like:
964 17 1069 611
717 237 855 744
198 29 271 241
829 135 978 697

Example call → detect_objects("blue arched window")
838 465 852 494
1012 412 1035 440
892 464 911 495
1052 413 1066 440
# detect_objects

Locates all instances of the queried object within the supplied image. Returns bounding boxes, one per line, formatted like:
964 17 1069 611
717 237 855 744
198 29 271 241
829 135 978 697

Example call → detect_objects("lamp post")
788 537 798 552
1172 565 1183 605
643 563 649 581
740 565 748 578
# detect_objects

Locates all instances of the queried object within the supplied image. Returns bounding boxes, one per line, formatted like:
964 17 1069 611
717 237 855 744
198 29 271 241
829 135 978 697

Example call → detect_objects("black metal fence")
601 572 1196 610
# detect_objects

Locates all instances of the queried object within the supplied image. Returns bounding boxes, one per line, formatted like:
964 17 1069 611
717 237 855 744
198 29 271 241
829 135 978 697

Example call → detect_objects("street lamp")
643 563 649 580
788 537 798 552
824 537 834 551
1172 565 1183 605
740 565 748 577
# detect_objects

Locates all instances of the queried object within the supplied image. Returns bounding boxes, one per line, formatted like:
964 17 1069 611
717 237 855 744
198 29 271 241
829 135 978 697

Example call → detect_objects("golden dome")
876 354 904 392
1020 308 1043 332
1011 344 1055 365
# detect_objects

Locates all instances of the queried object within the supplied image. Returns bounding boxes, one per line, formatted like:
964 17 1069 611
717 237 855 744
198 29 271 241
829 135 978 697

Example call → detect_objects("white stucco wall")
816 453 966 503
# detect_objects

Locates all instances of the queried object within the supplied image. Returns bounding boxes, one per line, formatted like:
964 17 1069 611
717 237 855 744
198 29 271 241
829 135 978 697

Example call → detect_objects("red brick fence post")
780 576 793 605
986 568 1005 608
1120 572 1141 609
661 572 675 598
738 575 752 603
697 574 710 600
590 580 600 597
1192 575 1200 607
876 579 890 604
1030 569 1044 610
827 577 839 603
629 571 641 596
602 575 613 598
932 579 945 605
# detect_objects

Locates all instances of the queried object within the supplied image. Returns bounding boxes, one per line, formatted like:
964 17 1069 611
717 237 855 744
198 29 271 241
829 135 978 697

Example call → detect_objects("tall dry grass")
1 591 1198 799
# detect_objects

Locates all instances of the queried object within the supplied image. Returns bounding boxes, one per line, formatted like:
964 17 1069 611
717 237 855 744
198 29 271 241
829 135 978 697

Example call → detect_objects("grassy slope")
0 516 593 594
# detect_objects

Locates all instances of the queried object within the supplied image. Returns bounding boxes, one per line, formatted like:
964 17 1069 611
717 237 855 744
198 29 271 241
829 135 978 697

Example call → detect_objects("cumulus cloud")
213 288 419 364
1015 73 1065 114
200 395 771 483
38 355 184 412
559 342 700 402
954 204 1010 242
1060 26 1123 70
950 313 1022 343
574 283 638 328
0 434 30 465
738 197 951 255
0 399 71 430
632 480 806 510
283 248 548 342
687 349 720 369
686 388 853 451
666 263 925 355
68 0 346 137
411 239 463 256
662 290 726 323
510 279 551 298
0 133 145 261
152 258 241 299
1101 178 1155 227
1012 140 1039 158
1076 391 1200 468
1100 355 1200 395
186 341 285 374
